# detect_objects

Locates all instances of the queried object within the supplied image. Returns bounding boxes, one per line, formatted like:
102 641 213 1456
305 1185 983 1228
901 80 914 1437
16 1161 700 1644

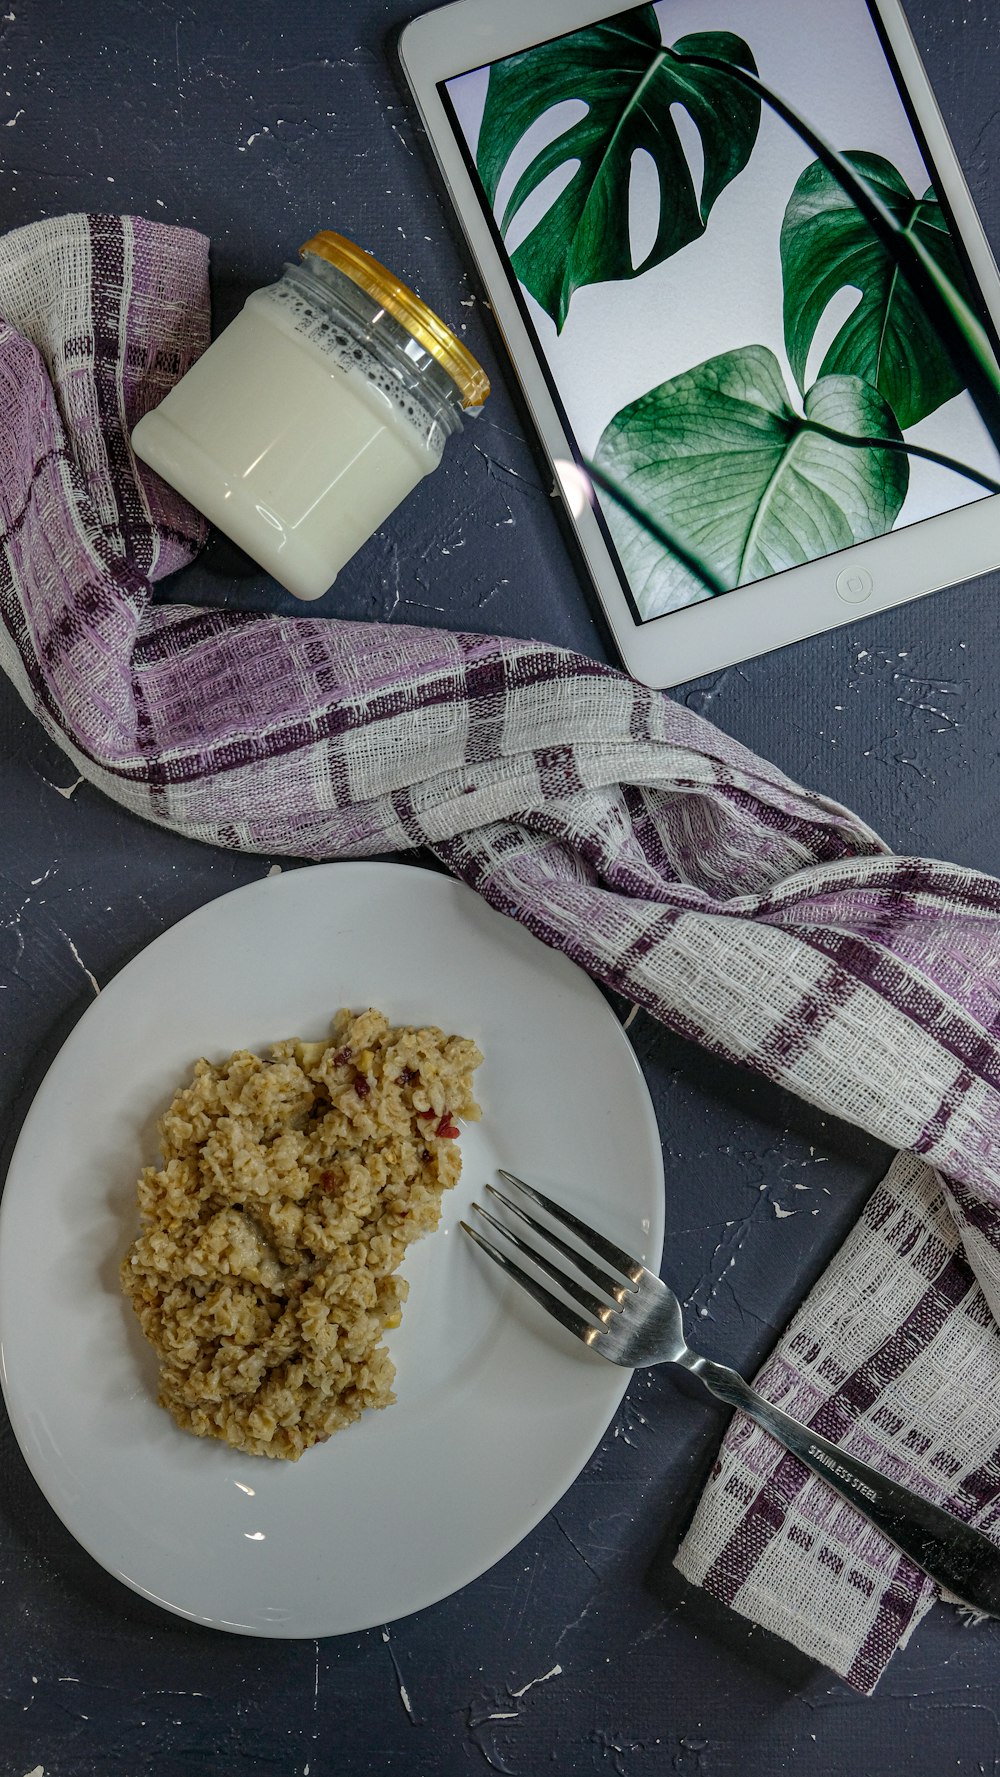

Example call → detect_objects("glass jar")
131 232 490 600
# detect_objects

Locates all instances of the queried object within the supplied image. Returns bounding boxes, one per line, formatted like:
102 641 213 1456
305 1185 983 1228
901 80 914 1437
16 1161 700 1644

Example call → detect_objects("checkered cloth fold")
3 213 1000 1690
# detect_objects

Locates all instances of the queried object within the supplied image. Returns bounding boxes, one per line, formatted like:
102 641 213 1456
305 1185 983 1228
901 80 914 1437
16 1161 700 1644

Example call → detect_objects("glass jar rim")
299 231 489 411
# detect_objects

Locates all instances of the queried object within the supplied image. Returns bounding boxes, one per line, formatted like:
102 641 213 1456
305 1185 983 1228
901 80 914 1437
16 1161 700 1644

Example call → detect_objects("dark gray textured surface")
0 2 998 1772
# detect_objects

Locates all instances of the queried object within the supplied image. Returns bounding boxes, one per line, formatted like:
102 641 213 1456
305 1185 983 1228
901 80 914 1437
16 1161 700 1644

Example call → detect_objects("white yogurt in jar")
131 234 488 600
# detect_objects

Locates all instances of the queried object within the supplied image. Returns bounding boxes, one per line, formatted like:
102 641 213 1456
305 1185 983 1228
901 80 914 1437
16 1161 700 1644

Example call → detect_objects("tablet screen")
441 0 1000 623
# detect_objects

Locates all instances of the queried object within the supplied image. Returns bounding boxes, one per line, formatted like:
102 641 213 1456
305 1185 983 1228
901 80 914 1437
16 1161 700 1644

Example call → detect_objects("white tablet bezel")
398 0 1000 687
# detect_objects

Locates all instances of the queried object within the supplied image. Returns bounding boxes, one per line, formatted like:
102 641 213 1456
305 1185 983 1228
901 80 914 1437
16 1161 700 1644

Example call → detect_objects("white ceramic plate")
0 862 663 1637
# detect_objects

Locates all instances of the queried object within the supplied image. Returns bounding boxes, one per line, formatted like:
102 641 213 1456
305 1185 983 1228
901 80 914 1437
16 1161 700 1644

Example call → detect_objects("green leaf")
593 344 908 617
781 152 975 428
475 12 761 331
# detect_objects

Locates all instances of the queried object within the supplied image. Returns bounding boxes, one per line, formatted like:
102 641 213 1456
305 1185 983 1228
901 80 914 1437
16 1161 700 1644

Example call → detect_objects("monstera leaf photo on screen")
471 0 1000 618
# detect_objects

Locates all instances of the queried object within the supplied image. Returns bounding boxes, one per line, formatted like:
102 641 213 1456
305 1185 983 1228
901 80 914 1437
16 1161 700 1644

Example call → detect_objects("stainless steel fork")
463 1170 1000 1617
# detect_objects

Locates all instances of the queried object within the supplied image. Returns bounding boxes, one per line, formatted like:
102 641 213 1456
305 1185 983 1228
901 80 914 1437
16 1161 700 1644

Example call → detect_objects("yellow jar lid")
300 230 490 411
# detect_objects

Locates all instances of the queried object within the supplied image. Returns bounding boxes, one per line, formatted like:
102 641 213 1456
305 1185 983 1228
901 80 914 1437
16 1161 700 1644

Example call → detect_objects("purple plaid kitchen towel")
4 212 1000 1691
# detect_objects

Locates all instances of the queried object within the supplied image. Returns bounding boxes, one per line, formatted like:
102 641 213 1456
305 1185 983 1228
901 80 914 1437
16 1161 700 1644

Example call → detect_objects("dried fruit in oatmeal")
120 1008 483 1460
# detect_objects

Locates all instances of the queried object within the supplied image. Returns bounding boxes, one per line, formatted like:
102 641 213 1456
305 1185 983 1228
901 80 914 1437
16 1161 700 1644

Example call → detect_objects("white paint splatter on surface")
60 931 100 995
510 1663 562 1698
381 1625 416 1719
45 773 83 799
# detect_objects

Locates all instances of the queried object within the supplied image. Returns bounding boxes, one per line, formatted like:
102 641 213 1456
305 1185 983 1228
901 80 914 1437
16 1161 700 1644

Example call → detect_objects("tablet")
397 0 1000 686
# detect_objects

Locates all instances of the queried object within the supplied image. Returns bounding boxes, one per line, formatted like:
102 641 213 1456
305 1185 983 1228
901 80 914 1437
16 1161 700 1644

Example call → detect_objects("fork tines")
460 1170 641 1346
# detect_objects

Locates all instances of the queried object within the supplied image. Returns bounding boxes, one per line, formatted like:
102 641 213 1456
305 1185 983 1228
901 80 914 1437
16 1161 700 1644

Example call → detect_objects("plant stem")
666 45 1000 448
802 421 1000 493
581 457 727 598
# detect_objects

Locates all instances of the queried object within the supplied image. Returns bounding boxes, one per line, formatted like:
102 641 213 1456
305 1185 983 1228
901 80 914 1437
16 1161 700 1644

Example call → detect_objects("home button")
835 565 875 603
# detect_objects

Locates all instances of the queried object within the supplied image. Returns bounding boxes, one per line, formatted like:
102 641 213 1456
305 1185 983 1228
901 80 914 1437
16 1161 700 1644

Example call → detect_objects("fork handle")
694 1358 1000 1616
